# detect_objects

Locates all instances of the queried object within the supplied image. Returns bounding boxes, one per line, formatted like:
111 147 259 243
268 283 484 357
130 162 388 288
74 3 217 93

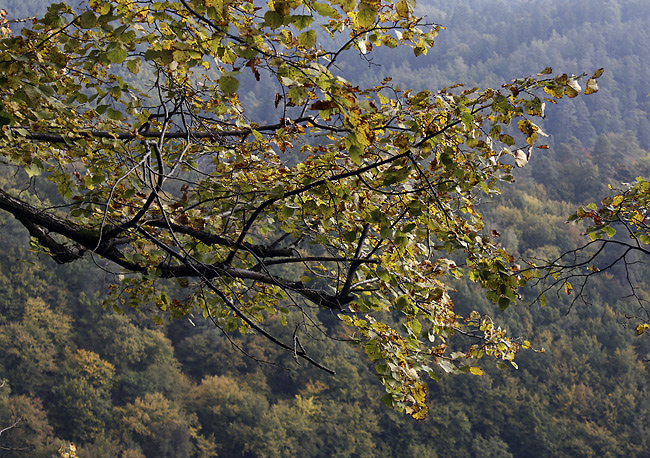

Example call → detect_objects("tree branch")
18 116 332 143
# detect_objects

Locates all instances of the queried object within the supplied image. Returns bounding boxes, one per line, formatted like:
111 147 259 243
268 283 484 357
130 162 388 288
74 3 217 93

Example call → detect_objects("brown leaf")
310 100 338 110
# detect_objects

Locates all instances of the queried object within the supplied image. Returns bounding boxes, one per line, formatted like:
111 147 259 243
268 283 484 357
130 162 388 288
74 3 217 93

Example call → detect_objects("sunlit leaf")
585 78 598 95
514 149 528 168
469 366 484 376
298 29 317 48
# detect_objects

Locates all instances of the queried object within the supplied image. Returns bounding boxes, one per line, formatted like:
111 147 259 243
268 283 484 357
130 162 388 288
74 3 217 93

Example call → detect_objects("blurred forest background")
2 0 650 456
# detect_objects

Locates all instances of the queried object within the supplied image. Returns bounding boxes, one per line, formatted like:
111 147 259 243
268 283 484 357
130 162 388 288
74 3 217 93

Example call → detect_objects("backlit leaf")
106 46 127 64
396 0 416 17
514 149 528 168
78 10 97 28
585 78 598 95
356 7 376 28
469 366 484 376
298 29 317 48
219 75 239 95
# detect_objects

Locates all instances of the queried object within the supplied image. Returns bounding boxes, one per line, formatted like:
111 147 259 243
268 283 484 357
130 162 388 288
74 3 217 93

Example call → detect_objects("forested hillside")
1 0 650 457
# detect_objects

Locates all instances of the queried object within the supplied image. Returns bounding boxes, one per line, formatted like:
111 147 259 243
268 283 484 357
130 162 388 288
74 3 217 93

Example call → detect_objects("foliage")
546 177 650 335
1 0 650 455
0 391 56 457
114 392 217 457
0 297 72 396
50 349 115 442
0 0 601 418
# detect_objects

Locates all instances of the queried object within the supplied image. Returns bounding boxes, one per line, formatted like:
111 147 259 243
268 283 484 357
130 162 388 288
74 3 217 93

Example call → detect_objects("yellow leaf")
585 78 598 95
612 194 624 206
469 366 484 376
410 407 428 420
158 22 173 36
355 8 376 28
631 211 644 226
635 323 650 335
411 381 428 404
396 0 415 17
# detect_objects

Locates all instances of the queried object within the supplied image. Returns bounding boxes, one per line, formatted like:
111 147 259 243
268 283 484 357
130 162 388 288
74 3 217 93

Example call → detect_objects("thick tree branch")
0 188 364 311
15 216 86 263
339 223 370 299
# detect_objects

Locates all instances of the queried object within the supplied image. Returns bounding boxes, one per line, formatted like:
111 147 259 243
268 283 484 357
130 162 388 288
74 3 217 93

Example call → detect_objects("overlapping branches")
530 180 650 327
0 0 601 417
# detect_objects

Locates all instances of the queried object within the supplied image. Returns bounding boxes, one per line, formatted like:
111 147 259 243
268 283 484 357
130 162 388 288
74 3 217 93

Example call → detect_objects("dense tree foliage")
0 0 601 420
1 0 650 456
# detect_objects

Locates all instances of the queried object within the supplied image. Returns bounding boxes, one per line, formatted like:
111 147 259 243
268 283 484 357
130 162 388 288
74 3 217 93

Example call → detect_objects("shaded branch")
339 223 370 299
0 417 21 438
18 116 335 143
144 219 294 258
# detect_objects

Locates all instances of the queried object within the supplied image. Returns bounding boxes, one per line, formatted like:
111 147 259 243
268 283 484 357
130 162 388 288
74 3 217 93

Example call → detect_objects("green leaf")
298 29 317 48
498 297 511 311
409 318 422 336
126 58 142 74
356 8 376 28
340 0 356 13
396 0 416 17
565 79 580 98
292 15 313 30
106 46 127 64
395 231 408 246
396 295 410 310
312 2 338 17
264 10 284 29
219 75 239 95
107 108 123 120
78 10 97 28
603 225 617 238
500 134 515 146
377 267 390 282
382 393 394 409
343 230 357 242
25 162 42 178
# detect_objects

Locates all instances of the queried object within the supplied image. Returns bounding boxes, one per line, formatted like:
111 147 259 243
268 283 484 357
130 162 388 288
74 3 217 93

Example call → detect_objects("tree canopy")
0 0 600 418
